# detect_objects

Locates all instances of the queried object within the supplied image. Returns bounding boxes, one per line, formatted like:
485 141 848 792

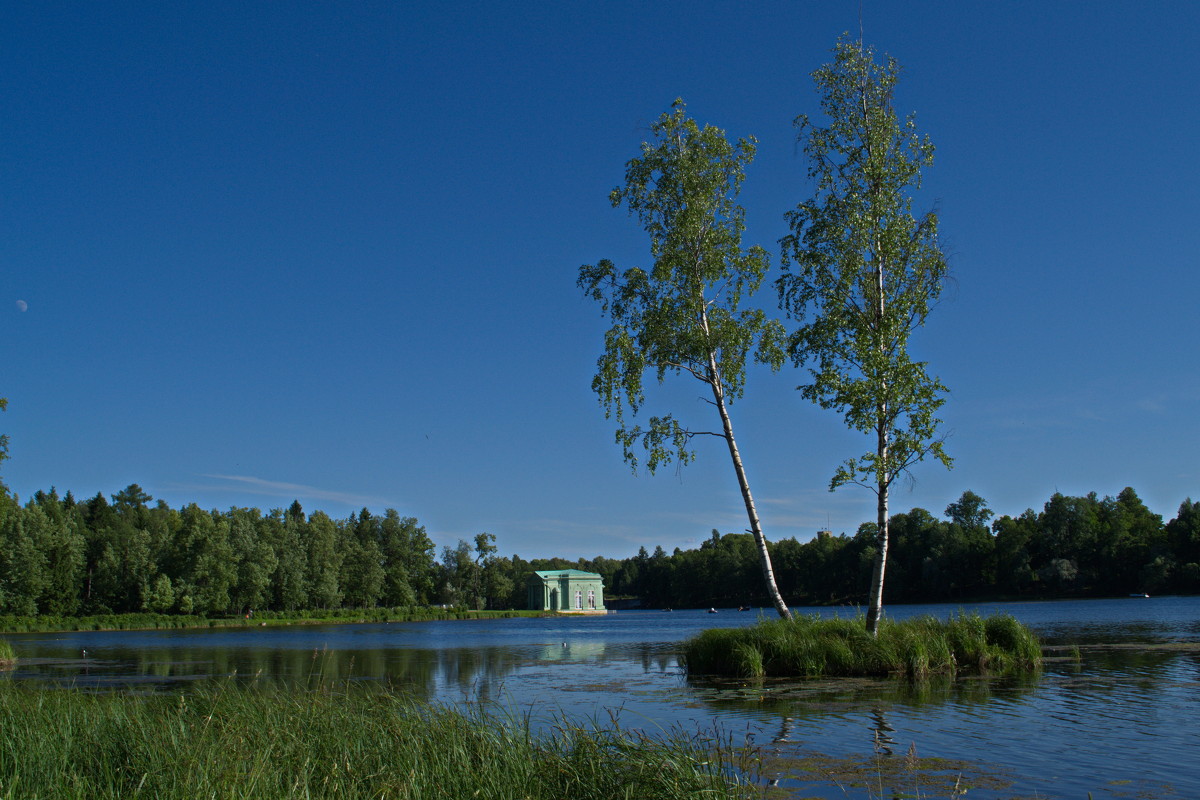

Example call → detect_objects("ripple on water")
5 600 1200 798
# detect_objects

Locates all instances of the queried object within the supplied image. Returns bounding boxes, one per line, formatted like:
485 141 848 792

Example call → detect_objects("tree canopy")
579 99 791 618
778 39 952 633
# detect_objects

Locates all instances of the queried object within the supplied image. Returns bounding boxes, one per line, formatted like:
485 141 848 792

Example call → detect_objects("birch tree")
579 100 792 619
778 40 952 635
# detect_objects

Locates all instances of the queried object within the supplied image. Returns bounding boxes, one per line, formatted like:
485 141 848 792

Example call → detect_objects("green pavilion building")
527 569 607 614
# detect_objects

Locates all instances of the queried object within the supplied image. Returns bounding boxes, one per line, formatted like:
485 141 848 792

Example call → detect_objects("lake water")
5 597 1199 799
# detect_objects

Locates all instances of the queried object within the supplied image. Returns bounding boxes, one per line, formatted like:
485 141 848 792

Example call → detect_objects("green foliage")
779 38 953 633
0 638 14 666
580 98 790 618
0 681 753 800
682 612 1041 678
1 477 1196 620
778 39 951 495
579 99 783 474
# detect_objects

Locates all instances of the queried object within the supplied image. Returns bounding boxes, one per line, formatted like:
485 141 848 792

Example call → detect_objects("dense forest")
0 481 1196 616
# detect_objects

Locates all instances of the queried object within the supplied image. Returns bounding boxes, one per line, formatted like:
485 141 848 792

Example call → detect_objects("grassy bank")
0 680 752 800
0 607 547 634
683 612 1042 678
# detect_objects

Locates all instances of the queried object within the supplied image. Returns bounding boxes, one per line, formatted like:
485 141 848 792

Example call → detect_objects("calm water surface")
6 597 1199 799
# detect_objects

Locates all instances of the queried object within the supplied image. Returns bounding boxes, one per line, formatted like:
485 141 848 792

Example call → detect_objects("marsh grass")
0 639 14 668
683 612 1041 678
0 679 753 800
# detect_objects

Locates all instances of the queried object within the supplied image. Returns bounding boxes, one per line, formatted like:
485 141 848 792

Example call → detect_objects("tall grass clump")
0 680 754 800
683 612 1041 679
0 639 14 668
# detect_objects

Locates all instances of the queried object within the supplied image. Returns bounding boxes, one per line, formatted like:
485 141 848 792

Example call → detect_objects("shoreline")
0 608 550 635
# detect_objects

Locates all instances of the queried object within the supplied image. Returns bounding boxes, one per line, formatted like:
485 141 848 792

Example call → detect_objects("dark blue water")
5 597 1197 799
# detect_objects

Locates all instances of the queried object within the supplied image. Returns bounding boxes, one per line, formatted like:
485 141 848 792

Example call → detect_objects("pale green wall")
527 572 605 611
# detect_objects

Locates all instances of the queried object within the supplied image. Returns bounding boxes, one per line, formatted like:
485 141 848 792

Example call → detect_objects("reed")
682 612 1041 678
0 639 14 668
0 680 753 799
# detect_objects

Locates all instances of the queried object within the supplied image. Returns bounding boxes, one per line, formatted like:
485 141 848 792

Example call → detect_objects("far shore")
0 608 550 635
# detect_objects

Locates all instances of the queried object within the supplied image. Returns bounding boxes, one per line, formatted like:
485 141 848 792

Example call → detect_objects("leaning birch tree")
778 40 952 635
579 100 792 619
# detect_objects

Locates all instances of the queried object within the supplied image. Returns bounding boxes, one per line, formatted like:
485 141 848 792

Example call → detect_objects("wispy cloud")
1136 396 1166 414
197 474 390 508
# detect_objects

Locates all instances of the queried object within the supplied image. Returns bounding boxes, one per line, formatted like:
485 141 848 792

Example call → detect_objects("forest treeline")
0 482 1197 616
613 488 1200 608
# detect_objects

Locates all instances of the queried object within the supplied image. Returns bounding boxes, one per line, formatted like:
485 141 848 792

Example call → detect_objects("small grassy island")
683 612 1042 679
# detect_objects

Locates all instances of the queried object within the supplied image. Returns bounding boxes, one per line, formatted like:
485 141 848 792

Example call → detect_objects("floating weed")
756 746 1015 799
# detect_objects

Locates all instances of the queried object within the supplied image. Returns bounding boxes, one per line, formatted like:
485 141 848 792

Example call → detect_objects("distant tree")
506 553 531 608
145 573 175 613
471 532 513 610
267 509 307 611
1038 492 1101 589
640 545 676 609
941 491 995 595
946 491 993 533
0 504 47 614
778 39 952 634
579 99 791 619
174 504 234 614
30 489 86 614
1166 499 1200 592
112 483 153 514
1097 487 1164 593
83 491 156 613
305 511 343 608
438 540 478 608
610 547 647 597
227 507 277 612
378 511 420 607
992 510 1039 595
341 509 385 609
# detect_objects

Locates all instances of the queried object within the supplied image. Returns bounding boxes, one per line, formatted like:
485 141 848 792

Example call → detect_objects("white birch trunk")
866 240 889 636
865 435 889 635
704 341 792 620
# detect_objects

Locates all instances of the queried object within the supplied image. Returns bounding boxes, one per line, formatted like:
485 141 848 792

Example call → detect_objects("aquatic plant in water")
682 612 1042 678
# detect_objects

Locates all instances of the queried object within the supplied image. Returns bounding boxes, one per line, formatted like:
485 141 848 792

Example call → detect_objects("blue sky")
3 2 1197 560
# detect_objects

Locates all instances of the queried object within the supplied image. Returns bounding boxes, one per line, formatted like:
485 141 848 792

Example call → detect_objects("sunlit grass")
682 612 1042 678
0 638 14 668
0 680 754 799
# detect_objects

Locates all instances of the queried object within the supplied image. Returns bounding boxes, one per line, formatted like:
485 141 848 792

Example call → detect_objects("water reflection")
7 643 540 701
5 601 1200 799
688 668 1042 719
870 707 896 756
537 641 605 661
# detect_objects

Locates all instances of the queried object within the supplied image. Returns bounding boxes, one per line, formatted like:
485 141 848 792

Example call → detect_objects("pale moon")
15 300 27 312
